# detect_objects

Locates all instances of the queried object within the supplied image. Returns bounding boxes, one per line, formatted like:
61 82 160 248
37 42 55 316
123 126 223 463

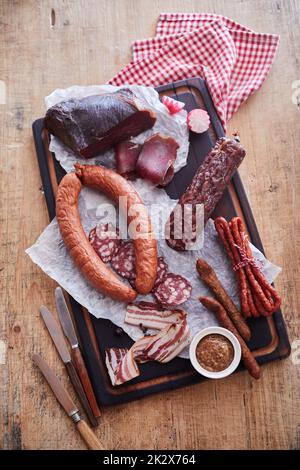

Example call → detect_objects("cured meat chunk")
135 320 190 363
105 317 190 385
88 222 120 263
153 273 192 306
125 301 186 330
44 89 156 158
111 241 136 279
115 140 142 176
135 134 179 186
153 256 168 288
166 138 246 251
105 348 140 386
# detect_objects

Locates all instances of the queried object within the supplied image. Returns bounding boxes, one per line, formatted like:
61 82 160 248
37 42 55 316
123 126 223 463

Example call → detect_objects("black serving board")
32 77 290 405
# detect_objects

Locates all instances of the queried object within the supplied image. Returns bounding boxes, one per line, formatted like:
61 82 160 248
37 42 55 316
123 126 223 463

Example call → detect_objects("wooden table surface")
0 0 299 450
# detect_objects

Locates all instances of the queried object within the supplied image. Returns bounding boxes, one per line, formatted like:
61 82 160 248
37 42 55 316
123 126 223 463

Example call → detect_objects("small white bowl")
189 326 241 379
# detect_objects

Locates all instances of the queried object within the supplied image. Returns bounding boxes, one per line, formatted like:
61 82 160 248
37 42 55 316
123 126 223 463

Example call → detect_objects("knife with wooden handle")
40 305 98 427
33 354 103 450
55 287 101 418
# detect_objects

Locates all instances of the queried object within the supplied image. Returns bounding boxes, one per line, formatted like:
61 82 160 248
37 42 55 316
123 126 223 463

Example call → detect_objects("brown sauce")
196 334 234 372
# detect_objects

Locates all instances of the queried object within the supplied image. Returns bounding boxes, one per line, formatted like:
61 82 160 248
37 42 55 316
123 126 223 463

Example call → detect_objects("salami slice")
153 256 168 288
88 222 120 263
111 241 136 279
153 273 192 306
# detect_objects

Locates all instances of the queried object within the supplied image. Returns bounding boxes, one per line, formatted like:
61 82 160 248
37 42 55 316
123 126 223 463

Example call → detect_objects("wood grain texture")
0 0 299 450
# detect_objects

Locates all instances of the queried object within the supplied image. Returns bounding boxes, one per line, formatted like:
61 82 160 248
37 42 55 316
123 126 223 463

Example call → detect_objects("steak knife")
40 305 98 427
55 287 100 418
33 354 103 450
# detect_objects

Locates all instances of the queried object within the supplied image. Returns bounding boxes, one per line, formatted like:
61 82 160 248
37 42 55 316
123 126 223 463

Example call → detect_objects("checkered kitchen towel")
109 13 279 128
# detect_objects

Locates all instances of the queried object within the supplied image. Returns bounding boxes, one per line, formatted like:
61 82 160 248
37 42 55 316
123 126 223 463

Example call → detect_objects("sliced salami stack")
153 273 192 307
111 241 136 280
88 222 120 263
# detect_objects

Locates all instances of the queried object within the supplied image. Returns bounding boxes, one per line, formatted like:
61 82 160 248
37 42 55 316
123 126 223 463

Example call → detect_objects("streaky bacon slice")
105 347 140 386
105 315 190 385
125 301 186 330
135 133 179 186
135 319 190 363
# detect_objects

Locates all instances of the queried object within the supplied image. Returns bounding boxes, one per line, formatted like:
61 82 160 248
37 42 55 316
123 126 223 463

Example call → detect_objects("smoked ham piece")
115 140 142 176
135 134 179 186
44 89 156 158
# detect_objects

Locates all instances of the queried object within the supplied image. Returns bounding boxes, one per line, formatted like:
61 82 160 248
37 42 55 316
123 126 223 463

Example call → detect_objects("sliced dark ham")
135 134 179 186
115 140 142 177
44 89 156 158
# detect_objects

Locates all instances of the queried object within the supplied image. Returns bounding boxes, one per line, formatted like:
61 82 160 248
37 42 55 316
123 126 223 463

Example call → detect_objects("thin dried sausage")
199 297 260 379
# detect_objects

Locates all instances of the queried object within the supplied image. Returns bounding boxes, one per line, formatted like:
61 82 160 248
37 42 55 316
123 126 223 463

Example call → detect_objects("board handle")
76 419 104 450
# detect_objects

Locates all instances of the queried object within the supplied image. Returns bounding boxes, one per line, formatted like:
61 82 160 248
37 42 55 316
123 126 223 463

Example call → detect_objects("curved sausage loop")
56 172 137 302
75 164 158 295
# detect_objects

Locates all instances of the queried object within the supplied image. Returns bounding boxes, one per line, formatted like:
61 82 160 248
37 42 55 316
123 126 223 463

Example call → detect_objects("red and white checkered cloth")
108 13 279 128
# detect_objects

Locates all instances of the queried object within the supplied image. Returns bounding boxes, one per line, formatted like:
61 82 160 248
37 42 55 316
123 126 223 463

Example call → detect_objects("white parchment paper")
45 84 189 174
26 185 281 359
26 84 282 359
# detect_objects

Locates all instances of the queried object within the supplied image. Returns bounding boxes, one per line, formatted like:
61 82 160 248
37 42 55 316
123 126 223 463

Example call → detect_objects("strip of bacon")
136 319 190 363
105 316 190 386
125 301 186 330
105 347 140 386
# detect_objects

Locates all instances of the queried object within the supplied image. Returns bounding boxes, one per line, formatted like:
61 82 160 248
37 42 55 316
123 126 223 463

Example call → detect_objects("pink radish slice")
162 96 185 115
187 109 210 133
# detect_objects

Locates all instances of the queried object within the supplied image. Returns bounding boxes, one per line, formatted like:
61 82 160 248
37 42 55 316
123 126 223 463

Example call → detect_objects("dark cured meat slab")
44 89 156 158
32 77 290 406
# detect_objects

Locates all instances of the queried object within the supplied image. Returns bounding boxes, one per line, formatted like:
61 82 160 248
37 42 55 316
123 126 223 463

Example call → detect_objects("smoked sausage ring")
75 164 158 295
56 172 137 302
56 164 158 300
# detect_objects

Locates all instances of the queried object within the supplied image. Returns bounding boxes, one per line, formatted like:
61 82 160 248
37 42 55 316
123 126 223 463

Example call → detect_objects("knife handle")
65 361 98 428
76 419 103 450
72 347 101 418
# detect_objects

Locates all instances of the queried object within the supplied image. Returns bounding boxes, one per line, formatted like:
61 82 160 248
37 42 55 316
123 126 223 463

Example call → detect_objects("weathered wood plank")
0 0 299 450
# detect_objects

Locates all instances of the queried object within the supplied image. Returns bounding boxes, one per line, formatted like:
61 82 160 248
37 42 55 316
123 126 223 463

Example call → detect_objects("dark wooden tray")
32 77 290 406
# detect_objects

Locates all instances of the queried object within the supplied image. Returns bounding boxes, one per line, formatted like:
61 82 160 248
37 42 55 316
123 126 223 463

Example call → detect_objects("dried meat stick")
231 217 281 314
215 217 251 317
230 218 270 314
199 297 261 380
196 259 251 341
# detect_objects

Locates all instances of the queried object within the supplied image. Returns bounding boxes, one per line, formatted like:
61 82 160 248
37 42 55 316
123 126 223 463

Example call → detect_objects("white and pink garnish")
162 95 185 115
187 109 210 133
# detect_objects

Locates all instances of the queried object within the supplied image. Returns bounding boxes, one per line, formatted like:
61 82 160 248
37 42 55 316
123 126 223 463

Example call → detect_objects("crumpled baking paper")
45 84 189 174
26 183 281 359
27 84 281 359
